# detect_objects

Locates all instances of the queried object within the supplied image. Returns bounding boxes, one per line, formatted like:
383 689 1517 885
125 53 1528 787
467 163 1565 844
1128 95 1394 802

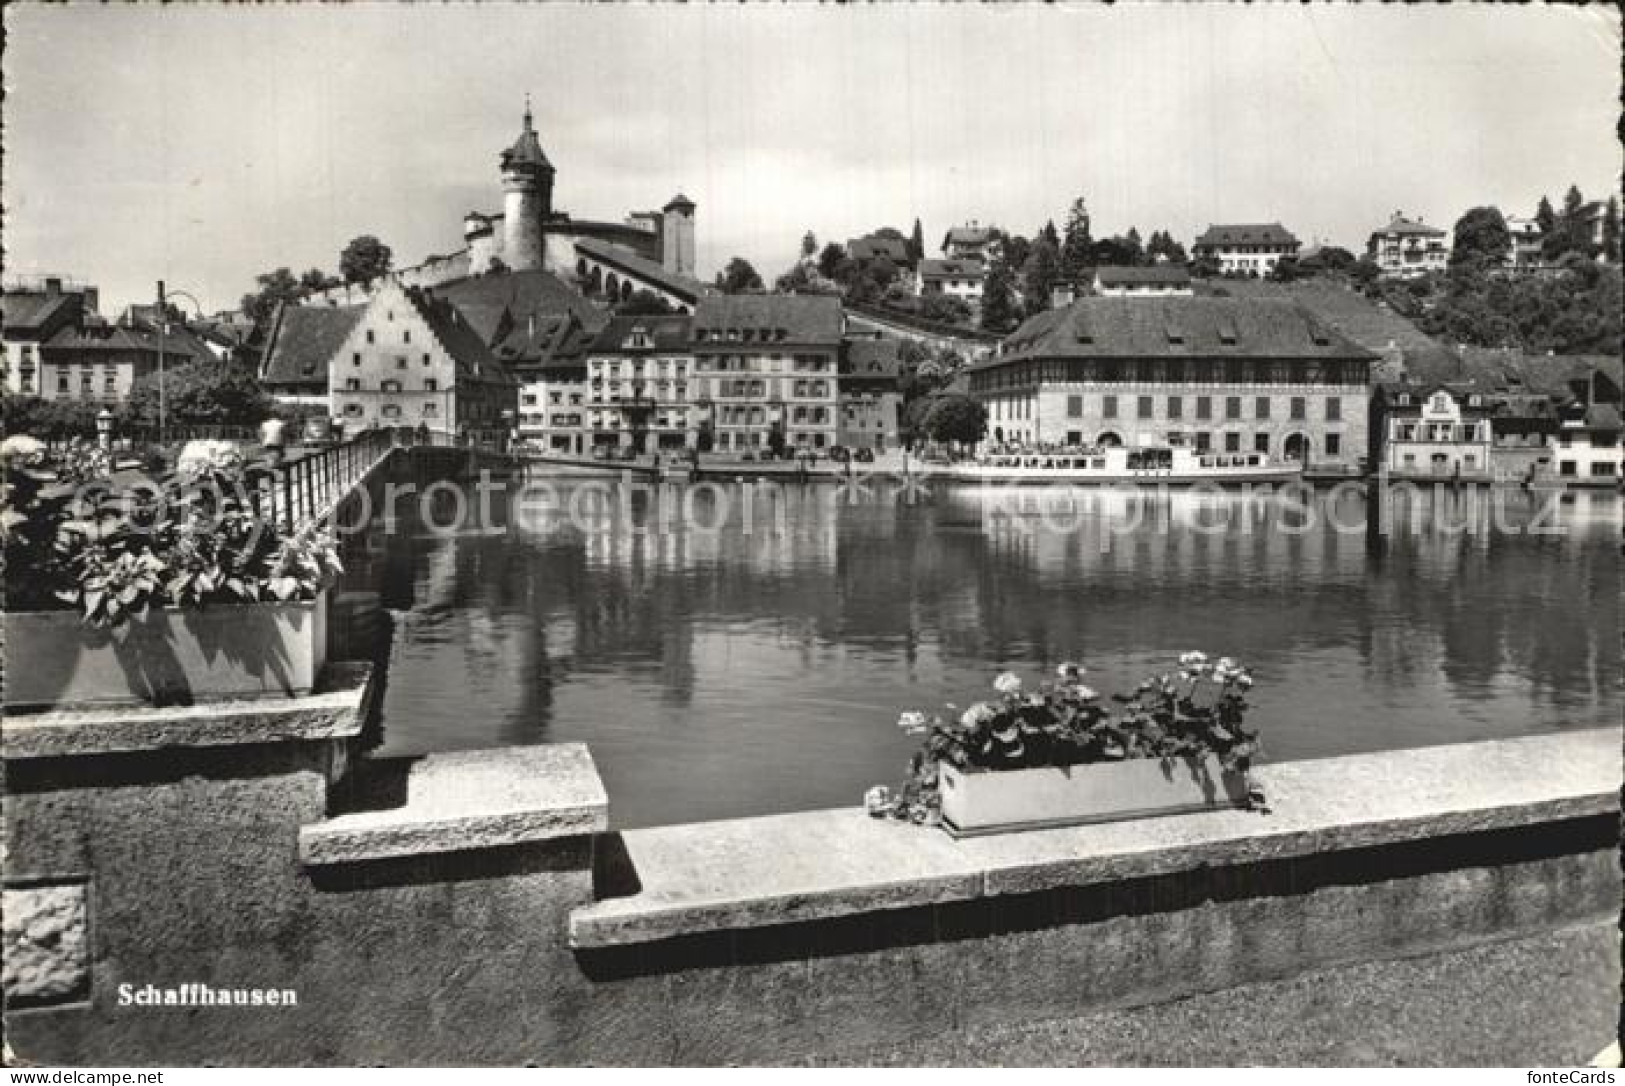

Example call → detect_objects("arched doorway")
604 272 620 298
1283 433 1308 461
1096 431 1123 448
620 280 633 303
587 266 603 295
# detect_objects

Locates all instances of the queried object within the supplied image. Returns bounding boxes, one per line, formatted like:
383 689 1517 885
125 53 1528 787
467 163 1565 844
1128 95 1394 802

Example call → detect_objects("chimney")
45 277 61 295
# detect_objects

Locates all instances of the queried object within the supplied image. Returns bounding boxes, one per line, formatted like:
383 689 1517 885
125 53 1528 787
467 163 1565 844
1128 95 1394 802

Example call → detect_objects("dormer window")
1218 325 1238 346
1164 324 1184 346
1310 327 1331 346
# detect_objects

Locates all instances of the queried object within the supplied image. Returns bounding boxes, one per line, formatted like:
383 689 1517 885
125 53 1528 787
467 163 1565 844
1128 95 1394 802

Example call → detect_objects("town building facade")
940 222 999 264
837 336 903 452
1504 216 1545 271
968 297 1373 469
1092 265 1193 297
584 315 697 453
1371 384 1495 479
691 295 846 453
1192 223 1301 276
1366 213 1450 278
326 279 516 445
916 258 986 308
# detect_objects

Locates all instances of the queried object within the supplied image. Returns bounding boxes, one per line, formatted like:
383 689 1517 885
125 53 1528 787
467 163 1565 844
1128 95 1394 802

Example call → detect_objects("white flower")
1236 674 1254 690
0 434 46 465
960 703 995 728
1074 684 1100 702
993 671 1023 695
896 711 930 736
176 439 244 478
1056 661 1085 682
1179 650 1208 668
864 785 893 816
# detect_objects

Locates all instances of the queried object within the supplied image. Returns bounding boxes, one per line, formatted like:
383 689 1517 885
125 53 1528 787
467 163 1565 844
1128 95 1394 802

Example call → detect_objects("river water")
342 475 1620 828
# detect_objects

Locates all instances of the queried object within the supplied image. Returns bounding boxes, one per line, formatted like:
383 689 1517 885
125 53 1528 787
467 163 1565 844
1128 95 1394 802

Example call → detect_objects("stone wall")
2 710 1615 1066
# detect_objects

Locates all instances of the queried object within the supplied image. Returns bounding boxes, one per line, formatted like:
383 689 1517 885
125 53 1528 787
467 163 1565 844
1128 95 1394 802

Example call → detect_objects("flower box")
3 593 328 711
937 754 1250 837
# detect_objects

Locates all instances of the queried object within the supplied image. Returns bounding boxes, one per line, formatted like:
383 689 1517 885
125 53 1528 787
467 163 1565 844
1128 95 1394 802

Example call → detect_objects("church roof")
501 105 553 172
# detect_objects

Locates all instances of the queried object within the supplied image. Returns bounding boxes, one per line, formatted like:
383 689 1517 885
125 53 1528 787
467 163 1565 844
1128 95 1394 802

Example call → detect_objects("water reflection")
344 478 1621 828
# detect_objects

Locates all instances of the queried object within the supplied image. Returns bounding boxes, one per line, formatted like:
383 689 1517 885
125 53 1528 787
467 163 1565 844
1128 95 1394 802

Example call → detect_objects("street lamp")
96 408 114 452
153 282 205 445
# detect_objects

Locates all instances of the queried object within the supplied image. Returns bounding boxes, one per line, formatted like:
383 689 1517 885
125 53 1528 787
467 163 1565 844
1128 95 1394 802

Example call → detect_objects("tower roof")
663 193 696 213
501 100 553 173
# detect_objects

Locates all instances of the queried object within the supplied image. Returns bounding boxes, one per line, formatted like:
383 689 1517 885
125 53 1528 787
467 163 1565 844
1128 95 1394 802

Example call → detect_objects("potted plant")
867 654 1266 836
2 436 342 711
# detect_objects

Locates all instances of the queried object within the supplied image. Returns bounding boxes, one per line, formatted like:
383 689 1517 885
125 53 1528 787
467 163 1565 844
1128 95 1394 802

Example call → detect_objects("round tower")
661 193 697 278
500 100 554 272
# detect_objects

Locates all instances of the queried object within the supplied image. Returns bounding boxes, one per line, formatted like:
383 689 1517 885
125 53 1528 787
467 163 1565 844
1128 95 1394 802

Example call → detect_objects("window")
381 379 402 393
1254 433 1270 454
345 378 361 391
397 357 407 370
1195 431 1211 451
1224 432 1241 452
382 404 401 419
1326 397 1342 421
1255 397 1271 420
1325 434 1341 456
1102 395 1118 419
423 354 431 366
1196 396 1212 420
404 329 411 344
57 372 69 393
1559 460 1577 477
344 403 363 417
1067 395 1083 418
1137 396 1153 419
1167 396 1183 420
366 329 375 344
1591 462 1618 477
1290 397 1306 421
1225 396 1241 420
104 374 117 395
352 352 361 366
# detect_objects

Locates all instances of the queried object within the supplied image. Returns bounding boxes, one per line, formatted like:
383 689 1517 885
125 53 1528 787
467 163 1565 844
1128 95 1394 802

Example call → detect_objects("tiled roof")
259 304 364 387
692 294 844 346
40 322 211 362
575 237 712 304
847 236 911 264
1580 403 1622 432
943 225 995 248
841 337 902 379
501 108 552 172
1194 223 1300 249
434 269 598 362
1 290 83 338
1371 215 1446 238
408 287 517 386
1095 264 1192 286
918 258 986 280
589 314 695 353
987 297 1373 368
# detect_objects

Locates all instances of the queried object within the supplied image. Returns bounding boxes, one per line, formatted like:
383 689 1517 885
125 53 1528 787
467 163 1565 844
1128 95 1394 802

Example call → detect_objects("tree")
919 292 973 326
1449 206 1511 269
1021 236 1062 317
817 243 852 282
909 219 926 264
1090 235 1138 267
1349 257 1381 289
980 259 1020 334
339 235 393 287
299 268 332 293
715 257 764 294
1146 230 1187 265
1535 195 1557 236
1270 256 1301 283
240 267 304 325
1060 197 1094 279
1039 220 1061 251
800 231 819 261
1123 227 1145 265
616 289 676 316
1602 196 1620 264
125 359 273 430
924 395 987 448
1190 254 1222 279
1318 246 1357 272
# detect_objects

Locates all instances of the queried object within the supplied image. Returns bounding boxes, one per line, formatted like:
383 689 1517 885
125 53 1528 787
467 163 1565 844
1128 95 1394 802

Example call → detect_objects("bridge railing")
248 430 397 537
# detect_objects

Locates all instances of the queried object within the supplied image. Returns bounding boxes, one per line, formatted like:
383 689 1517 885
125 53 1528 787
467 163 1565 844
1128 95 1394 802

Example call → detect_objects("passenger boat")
937 443 1303 485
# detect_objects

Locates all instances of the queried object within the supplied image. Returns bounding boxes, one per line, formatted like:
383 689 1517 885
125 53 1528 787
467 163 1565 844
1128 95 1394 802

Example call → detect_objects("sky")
3 4 1620 316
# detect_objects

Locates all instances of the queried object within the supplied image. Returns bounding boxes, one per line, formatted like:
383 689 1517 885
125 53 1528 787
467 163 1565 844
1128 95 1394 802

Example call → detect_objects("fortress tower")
662 193 696 277
500 101 554 271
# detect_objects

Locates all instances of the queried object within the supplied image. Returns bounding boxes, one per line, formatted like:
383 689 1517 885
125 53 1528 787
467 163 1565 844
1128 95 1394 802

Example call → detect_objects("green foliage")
979 259 1020 334
917 292 974 326
909 218 925 264
923 394 986 447
3 396 109 443
1190 253 1222 279
715 257 765 294
817 243 852 282
1418 260 1622 353
1060 197 1094 279
339 234 393 287
2 440 341 624
240 267 305 326
615 289 676 316
1021 237 1062 317
867 654 1263 823
1450 206 1511 269
1145 229 1188 265
1602 197 1620 264
125 359 273 430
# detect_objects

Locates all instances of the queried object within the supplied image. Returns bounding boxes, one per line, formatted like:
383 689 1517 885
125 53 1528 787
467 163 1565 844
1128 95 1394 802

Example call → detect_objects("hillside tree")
339 235 393 286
